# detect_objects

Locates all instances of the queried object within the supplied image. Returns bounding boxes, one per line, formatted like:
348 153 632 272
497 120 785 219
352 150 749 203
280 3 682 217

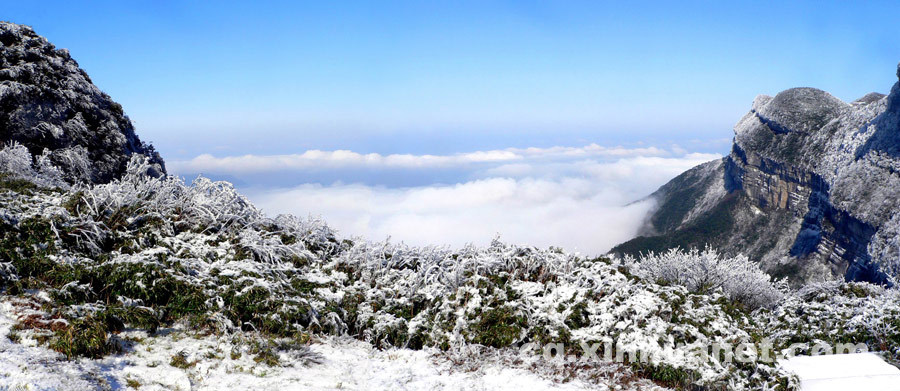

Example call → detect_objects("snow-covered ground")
0 298 663 391
780 353 900 391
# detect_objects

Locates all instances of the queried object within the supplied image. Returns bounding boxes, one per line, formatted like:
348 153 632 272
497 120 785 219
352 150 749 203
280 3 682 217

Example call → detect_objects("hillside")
613 65 900 287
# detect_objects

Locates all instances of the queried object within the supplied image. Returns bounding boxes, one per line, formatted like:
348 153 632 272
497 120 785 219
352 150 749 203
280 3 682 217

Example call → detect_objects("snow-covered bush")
0 142 35 178
626 247 784 310
0 261 17 285
0 142 68 189
757 280 900 363
73 156 264 234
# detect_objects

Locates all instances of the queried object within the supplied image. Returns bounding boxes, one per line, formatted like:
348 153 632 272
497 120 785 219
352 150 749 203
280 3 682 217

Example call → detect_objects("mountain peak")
755 87 847 135
853 92 886 105
0 22 164 183
614 63 900 287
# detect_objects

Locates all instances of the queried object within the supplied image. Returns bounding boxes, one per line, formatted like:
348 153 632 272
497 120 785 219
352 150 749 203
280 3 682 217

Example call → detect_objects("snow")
246 339 594 391
0 297 630 391
780 353 900 391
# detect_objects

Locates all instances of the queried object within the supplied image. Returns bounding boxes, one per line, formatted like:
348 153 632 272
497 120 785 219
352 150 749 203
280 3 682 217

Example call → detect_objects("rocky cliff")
0 22 164 183
613 64 900 286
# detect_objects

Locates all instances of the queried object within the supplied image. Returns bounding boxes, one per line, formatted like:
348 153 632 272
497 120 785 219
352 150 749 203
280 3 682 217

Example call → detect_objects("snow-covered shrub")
0 261 17 285
323 239 798 390
47 146 92 183
0 142 67 189
626 247 783 310
0 142 34 176
757 280 900 363
73 156 264 233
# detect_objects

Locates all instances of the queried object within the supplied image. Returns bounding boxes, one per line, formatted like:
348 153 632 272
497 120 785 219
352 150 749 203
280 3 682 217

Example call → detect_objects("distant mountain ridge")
0 22 164 183
613 64 900 286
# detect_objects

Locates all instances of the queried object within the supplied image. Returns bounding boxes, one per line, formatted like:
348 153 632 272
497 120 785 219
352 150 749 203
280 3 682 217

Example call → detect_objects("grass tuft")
49 315 115 359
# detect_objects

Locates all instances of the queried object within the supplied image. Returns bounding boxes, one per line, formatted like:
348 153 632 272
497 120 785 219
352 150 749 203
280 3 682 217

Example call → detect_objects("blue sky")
7 1 899 159
6 1 900 252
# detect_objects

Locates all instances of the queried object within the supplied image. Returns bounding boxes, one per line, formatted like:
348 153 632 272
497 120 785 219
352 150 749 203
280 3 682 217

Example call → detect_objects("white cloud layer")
213 145 722 255
245 178 656 255
168 144 674 174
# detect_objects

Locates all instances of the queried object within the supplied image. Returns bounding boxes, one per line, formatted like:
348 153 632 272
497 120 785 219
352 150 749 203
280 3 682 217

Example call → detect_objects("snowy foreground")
780 353 900 391
0 299 665 391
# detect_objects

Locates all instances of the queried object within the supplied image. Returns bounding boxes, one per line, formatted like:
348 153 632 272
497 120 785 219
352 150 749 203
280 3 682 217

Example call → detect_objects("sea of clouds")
169 144 720 255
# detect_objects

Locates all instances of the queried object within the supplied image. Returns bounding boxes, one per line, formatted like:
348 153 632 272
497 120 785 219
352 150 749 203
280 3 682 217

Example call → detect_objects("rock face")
0 22 164 183
613 64 900 286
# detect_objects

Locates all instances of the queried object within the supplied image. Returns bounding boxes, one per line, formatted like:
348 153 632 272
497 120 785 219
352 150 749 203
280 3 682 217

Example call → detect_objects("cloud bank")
171 145 721 255
168 144 673 174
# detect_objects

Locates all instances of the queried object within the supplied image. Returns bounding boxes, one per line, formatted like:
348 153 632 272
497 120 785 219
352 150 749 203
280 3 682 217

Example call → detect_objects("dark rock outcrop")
0 22 164 183
614 63 900 286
